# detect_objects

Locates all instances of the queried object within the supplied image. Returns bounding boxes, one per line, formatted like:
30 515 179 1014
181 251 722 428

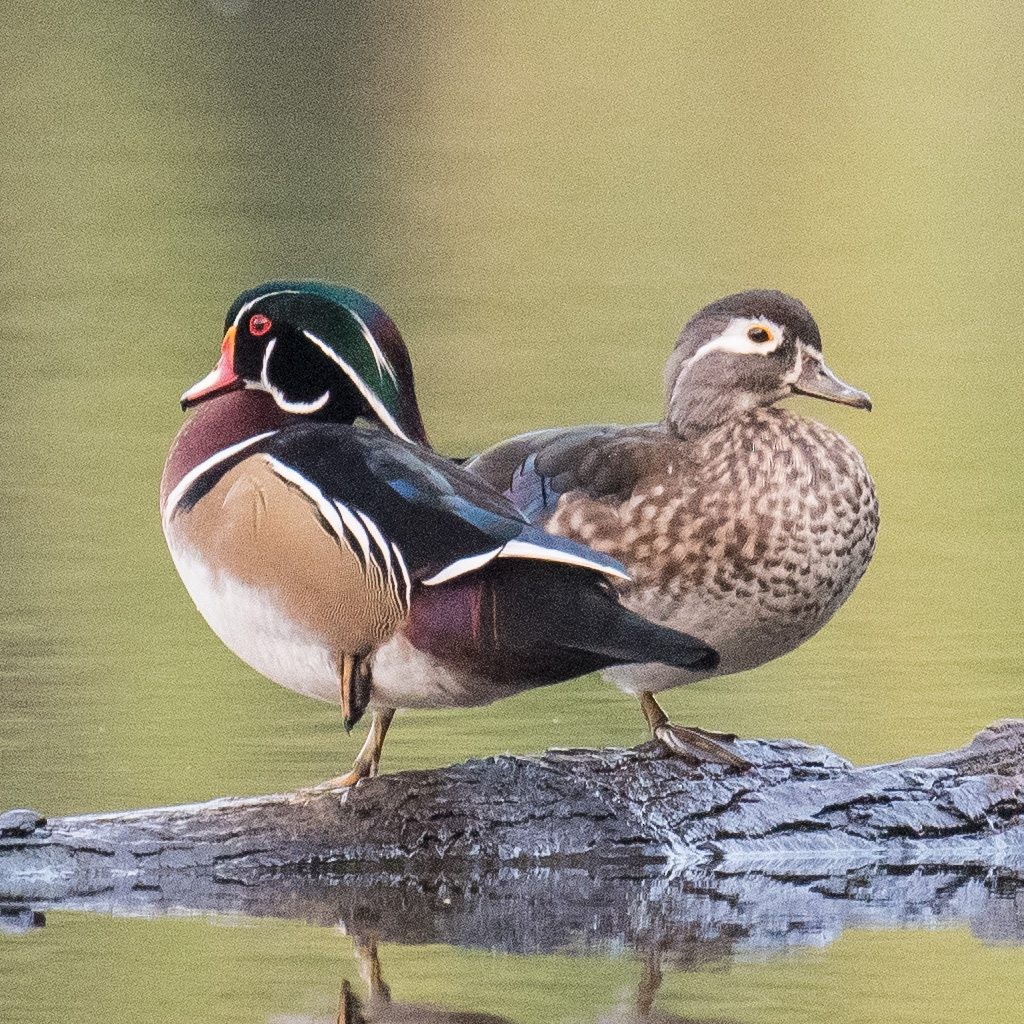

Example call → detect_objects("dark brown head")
663 290 871 438
180 282 430 447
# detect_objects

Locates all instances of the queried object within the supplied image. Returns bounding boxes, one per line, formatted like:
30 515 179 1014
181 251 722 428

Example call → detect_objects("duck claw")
654 723 752 770
309 766 369 791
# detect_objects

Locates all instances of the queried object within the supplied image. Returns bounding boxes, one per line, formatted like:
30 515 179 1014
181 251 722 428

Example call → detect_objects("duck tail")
405 562 718 687
549 577 719 672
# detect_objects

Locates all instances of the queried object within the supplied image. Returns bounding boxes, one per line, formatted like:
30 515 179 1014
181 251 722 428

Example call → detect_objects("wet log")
3 721 1024 957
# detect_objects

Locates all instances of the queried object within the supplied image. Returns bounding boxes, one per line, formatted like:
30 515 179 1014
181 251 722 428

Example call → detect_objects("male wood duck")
160 282 719 786
467 290 878 766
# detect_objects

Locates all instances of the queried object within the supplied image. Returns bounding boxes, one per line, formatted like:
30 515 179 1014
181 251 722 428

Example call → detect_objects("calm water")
2 2 1024 1021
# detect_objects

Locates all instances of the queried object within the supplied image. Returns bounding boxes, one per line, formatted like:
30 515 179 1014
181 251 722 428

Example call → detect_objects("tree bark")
3 721 1024 956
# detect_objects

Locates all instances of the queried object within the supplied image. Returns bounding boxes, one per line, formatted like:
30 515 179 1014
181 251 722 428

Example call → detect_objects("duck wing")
467 423 682 521
260 423 631 586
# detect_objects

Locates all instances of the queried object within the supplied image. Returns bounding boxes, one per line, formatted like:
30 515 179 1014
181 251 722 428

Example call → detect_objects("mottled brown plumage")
470 290 877 761
514 409 877 689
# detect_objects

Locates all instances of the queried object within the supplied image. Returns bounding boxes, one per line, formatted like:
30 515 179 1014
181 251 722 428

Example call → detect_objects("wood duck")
160 282 719 786
468 290 878 766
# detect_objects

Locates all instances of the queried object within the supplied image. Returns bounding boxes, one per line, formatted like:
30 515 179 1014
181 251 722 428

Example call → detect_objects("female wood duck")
468 290 878 766
160 282 719 786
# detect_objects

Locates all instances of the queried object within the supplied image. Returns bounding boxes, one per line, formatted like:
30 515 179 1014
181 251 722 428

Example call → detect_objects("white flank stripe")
334 501 374 569
391 542 412 607
348 307 398 385
355 509 395 580
356 509 406 605
498 539 631 581
302 330 412 443
163 431 278 527
264 457 347 541
421 548 503 586
261 337 331 414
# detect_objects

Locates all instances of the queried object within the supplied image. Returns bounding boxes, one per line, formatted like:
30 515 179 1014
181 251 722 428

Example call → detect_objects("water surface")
2 2 1023 1021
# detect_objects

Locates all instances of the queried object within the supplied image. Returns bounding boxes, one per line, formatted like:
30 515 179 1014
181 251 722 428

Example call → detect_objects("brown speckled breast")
546 407 878 692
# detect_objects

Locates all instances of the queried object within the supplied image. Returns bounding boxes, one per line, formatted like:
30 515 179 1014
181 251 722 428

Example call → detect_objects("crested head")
181 281 429 446
663 289 870 439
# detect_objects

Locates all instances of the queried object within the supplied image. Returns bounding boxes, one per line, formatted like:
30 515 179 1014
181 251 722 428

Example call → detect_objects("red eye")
249 313 272 337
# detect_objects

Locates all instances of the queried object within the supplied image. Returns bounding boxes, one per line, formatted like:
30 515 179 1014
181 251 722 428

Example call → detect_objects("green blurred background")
2 1 1023 1021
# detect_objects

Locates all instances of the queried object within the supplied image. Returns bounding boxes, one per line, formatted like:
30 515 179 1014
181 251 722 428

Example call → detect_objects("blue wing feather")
506 454 562 523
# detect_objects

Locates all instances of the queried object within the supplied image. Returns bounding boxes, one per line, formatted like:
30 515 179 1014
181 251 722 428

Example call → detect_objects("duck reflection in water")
269 946 513 1024
276 940 735 1024
597 951 735 1024
334 939 515 1024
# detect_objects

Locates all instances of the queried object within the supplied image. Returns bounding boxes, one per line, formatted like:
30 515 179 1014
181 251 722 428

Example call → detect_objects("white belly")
370 633 524 710
168 542 340 703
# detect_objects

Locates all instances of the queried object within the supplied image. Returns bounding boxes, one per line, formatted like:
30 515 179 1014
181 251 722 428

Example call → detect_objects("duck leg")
639 691 751 769
636 948 663 1017
355 937 392 1005
315 707 396 789
337 980 365 1024
335 937 390 1023
339 653 372 732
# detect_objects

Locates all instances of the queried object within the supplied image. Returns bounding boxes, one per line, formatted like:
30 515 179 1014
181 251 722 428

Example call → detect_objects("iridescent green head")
181 280 429 447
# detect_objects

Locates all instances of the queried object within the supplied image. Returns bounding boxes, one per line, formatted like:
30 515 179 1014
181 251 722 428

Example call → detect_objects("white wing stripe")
422 548 503 586
498 539 631 581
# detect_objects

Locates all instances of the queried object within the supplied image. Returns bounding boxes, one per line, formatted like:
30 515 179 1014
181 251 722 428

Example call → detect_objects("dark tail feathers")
405 562 717 688
551 578 719 672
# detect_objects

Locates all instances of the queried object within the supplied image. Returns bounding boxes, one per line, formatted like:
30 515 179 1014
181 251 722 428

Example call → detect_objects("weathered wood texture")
3 721 1024 956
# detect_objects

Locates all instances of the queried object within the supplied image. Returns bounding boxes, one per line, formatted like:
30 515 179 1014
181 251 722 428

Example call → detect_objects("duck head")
663 289 871 439
181 281 430 446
